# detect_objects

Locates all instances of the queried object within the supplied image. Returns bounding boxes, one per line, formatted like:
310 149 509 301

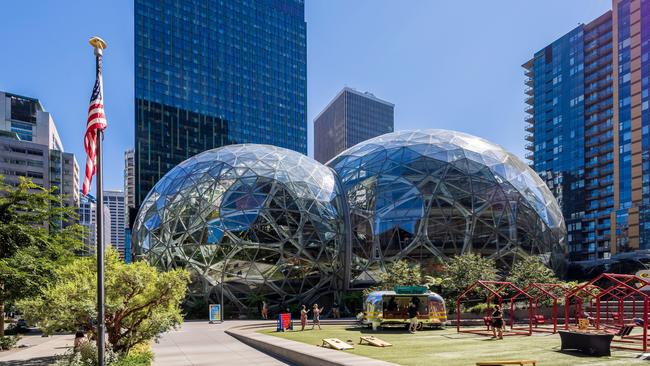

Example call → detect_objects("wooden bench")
322 338 354 350
476 360 536 366
359 336 392 347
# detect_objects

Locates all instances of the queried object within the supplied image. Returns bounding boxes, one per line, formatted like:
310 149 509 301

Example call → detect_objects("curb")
225 322 398 366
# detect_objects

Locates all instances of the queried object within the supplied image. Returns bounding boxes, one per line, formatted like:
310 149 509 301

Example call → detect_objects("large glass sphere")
133 144 346 313
328 129 567 285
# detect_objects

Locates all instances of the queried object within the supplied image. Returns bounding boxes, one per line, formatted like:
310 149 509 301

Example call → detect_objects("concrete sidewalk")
153 321 291 366
0 333 72 366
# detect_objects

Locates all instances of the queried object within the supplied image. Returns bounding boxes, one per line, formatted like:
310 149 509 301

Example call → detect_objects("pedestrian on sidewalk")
311 304 324 330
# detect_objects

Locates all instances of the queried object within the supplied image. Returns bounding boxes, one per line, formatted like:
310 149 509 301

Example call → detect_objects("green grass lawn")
260 325 647 366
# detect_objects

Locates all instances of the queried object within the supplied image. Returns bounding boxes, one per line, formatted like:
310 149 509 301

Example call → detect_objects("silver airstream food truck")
361 286 447 330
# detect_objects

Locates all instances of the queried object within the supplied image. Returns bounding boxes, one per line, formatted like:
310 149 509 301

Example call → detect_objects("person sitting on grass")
408 301 419 334
491 305 504 340
312 304 324 330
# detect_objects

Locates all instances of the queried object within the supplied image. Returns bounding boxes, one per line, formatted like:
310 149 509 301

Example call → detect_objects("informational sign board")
276 313 293 332
209 304 221 322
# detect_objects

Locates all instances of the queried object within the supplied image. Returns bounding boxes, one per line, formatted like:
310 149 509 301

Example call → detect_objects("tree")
373 260 423 292
0 177 83 336
426 253 499 308
19 249 190 355
509 255 559 290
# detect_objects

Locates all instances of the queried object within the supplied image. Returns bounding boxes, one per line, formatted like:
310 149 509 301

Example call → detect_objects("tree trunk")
0 299 5 337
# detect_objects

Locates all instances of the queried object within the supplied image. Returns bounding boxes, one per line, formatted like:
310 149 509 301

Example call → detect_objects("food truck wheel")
416 322 423 330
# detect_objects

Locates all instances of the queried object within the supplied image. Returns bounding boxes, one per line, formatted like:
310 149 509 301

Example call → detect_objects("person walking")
408 301 419 333
261 301 269 320
491 304 504 340
311 304 324 330
300 305 309 331
332 301 340 319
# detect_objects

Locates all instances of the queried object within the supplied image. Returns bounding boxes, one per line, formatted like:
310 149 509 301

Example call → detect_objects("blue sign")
209 304 221 322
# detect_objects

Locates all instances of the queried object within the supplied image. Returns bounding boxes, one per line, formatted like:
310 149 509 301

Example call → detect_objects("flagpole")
89 36 107 366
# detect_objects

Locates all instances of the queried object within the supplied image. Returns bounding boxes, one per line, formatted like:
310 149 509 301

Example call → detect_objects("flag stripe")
82 61 107 196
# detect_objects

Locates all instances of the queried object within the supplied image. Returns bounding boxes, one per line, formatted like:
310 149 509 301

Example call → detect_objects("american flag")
82 57 107 195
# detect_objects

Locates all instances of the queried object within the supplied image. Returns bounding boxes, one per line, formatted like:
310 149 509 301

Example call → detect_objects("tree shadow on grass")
0 356 58 366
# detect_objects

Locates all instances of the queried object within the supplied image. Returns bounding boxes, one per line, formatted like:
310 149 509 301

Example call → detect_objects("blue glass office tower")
134 0 307 206
525 0 650 261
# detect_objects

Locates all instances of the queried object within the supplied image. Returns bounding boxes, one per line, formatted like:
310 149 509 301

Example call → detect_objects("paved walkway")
153 321 291 366
0 333 72 366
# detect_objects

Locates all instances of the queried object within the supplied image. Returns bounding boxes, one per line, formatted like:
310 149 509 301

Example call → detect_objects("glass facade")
329 130 567 286
134 145 345 313
525 12 622 261
314 88 394 163
134 130 566 313
134 0 307 207
526 0 650 261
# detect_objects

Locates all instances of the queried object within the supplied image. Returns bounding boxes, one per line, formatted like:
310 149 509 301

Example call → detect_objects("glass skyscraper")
134 0 307 206
314 87 394 163
524 0 650 261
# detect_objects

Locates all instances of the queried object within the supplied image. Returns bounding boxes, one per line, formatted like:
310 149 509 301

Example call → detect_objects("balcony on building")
525 96 534 106
524 142 534 152
524 133 534 142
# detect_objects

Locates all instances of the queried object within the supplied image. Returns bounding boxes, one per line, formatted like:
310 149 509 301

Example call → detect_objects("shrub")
52 342 152 366
465 303 489 315
0 335 20 350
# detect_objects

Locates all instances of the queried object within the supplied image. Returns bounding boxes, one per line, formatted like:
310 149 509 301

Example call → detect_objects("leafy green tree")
0 177 83 336
509 255 559 290
426 253 499 309
368 260 423 294
19 249 190 354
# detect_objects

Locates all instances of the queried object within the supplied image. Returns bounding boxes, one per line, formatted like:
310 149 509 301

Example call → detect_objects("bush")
52 342 153 366
0 335 20 350
465 303 489 315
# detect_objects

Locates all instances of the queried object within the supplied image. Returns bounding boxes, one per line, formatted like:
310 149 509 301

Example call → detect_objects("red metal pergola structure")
457 280 533 336
511 283 570 334
564 273 650 352
564 282 602 328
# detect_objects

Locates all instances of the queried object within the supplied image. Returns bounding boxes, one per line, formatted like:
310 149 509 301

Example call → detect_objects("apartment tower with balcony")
524 0 650 261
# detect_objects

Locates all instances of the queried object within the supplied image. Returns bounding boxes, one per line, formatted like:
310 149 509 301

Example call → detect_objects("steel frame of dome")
133 129 566 313
133 144 346 313
327 129 566 287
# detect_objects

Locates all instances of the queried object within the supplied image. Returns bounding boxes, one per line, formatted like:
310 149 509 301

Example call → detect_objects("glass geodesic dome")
133 144 346 313
327 129 567 286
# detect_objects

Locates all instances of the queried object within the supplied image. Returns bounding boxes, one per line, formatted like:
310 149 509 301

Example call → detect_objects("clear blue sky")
0 0 611 192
